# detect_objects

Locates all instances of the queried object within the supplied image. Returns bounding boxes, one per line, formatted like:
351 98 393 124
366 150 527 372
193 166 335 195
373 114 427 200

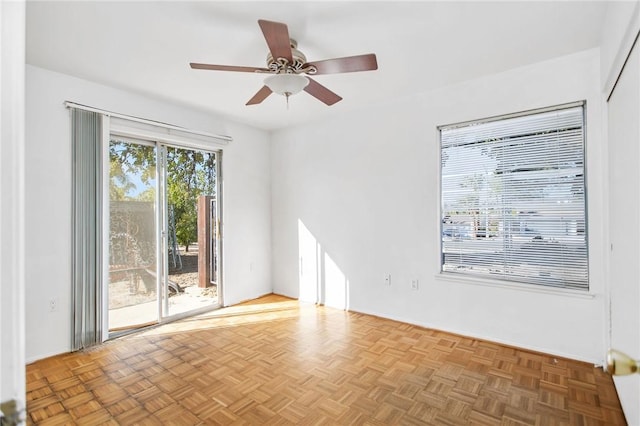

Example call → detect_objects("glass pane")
108 138 158 330
165 146 219 316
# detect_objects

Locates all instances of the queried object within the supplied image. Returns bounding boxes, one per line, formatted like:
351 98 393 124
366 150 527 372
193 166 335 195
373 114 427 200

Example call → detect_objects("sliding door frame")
157 142 224 320
104 123 225 336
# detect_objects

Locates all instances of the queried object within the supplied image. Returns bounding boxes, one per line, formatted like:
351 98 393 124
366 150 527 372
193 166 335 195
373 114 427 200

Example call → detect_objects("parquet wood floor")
26 294 626 425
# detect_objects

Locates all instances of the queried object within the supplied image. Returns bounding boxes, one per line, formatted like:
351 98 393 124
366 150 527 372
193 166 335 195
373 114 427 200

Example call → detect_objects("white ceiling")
26 1 608 131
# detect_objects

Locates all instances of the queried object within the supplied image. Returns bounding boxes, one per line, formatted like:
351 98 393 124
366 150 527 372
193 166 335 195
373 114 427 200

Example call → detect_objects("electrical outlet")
384 274 391 286
411 279 419 291
49 298 58 312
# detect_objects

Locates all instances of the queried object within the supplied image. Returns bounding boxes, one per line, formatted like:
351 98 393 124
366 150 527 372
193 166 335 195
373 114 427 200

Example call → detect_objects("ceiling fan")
190 19 378 106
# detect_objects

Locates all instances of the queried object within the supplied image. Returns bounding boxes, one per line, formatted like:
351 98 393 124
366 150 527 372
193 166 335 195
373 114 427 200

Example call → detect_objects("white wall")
271 48 605 363
1 0 27 420
25 65 272 362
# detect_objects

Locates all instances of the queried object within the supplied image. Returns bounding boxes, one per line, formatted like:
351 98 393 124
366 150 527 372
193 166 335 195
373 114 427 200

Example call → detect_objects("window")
439 102 588 291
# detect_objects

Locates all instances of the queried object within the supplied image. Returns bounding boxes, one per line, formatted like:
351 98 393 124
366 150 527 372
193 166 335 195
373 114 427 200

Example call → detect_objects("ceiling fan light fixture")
264 74 309 97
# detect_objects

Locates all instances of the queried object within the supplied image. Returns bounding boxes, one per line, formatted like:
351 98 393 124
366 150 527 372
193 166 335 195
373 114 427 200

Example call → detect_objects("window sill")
434 272 596 299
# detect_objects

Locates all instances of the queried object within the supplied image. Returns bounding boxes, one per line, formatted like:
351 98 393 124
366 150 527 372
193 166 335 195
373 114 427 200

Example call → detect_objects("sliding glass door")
107 137 220 332
162 145 219 317
107 137 159 330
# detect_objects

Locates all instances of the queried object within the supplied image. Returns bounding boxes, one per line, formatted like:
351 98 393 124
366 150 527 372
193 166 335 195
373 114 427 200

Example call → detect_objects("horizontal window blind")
440 103 588 290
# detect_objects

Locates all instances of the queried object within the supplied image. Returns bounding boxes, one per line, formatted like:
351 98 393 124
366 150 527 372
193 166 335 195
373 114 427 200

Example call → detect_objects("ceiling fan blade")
258 19 293 63
305 54 378 75
190 63 270 73
304 78 342 106
246 85 273 105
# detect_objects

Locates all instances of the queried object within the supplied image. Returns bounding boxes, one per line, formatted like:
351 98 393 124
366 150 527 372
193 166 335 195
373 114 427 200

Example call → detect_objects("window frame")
437 101 589 292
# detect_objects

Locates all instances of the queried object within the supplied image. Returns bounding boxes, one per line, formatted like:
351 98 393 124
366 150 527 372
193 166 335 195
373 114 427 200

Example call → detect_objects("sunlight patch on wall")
297 219 349 310
298 219 320 303
324 252 349 310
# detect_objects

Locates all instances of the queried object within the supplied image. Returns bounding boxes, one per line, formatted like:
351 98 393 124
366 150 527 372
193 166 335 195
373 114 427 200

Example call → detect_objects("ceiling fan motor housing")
266 39 309 74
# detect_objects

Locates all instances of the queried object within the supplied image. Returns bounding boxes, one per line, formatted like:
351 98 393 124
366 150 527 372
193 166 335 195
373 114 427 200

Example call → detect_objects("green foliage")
109 141 156 201
109 140 216 250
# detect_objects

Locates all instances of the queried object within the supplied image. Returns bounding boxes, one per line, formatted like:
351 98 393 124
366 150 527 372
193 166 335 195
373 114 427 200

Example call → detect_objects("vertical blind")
440 103 588 290
71 108 103 349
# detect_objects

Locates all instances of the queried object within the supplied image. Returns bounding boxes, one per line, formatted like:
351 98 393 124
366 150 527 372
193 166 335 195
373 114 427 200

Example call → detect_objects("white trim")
601 91 613 362
158 145 167 320
64 101 232 144
0 0 26 419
